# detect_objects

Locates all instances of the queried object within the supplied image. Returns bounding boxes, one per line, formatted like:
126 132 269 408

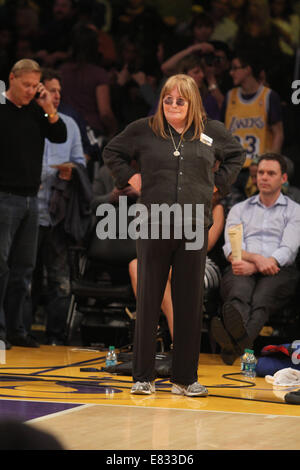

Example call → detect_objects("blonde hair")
149 74 207 140
10 59 41 77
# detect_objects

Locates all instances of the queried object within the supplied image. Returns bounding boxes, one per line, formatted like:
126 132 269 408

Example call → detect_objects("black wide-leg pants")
133 229 208 385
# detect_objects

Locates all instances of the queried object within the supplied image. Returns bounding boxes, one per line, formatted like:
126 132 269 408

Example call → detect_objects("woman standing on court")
103 74 245 396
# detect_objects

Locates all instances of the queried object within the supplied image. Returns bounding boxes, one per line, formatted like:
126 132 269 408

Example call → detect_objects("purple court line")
0 398 82 422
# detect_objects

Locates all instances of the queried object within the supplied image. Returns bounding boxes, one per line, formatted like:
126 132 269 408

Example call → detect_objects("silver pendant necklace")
168 124 183 157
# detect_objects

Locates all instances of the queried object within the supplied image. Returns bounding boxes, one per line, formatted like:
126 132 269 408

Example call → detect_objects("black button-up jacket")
103 117 246 228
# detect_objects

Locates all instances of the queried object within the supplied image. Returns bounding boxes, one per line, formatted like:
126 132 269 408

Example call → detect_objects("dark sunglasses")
163 96 187 106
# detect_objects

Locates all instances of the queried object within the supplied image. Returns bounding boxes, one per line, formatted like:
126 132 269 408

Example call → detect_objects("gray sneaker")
131 381 156 395
171 382 208 397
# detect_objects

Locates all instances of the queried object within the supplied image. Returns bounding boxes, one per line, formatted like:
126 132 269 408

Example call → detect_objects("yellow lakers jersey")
225 86 273 167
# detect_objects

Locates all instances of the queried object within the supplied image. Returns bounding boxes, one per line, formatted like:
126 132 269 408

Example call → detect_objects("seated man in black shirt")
0 59 67 349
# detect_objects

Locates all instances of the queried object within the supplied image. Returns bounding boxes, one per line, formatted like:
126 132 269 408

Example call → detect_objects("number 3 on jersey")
234 135 259 159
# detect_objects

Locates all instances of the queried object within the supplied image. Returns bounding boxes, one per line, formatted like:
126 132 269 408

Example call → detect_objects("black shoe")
221 349 238 365
210 316 239 365
8 334 40 348
285 391 300 405
222 303 251 354
211 316 236 350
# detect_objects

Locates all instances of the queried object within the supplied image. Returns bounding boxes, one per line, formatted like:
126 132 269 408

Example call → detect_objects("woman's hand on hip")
128 173 142 193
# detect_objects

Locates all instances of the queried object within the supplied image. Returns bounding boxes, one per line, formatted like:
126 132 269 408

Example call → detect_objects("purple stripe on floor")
0 399 81 422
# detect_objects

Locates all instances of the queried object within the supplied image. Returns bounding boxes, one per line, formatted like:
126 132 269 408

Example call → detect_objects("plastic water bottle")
240 349 249 374
240 349 257 378
105 346 117 367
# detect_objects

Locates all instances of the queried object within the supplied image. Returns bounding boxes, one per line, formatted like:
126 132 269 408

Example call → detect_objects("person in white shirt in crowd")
211 153 300 364
27 68 87 345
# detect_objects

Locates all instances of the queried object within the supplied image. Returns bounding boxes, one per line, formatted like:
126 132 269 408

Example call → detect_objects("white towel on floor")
265 368 300 388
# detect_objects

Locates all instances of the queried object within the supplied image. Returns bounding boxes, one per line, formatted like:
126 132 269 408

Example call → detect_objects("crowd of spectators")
1 1 300 143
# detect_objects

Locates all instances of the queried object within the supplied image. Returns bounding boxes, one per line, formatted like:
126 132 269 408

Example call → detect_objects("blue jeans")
0 192 38 338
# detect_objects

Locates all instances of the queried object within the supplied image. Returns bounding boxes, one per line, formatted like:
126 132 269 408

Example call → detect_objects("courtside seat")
66 226 137 345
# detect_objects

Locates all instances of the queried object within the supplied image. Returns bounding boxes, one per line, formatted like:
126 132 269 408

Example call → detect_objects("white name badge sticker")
200 133 213 146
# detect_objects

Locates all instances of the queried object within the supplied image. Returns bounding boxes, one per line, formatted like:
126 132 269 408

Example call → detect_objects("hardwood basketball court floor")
0 345 300 451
